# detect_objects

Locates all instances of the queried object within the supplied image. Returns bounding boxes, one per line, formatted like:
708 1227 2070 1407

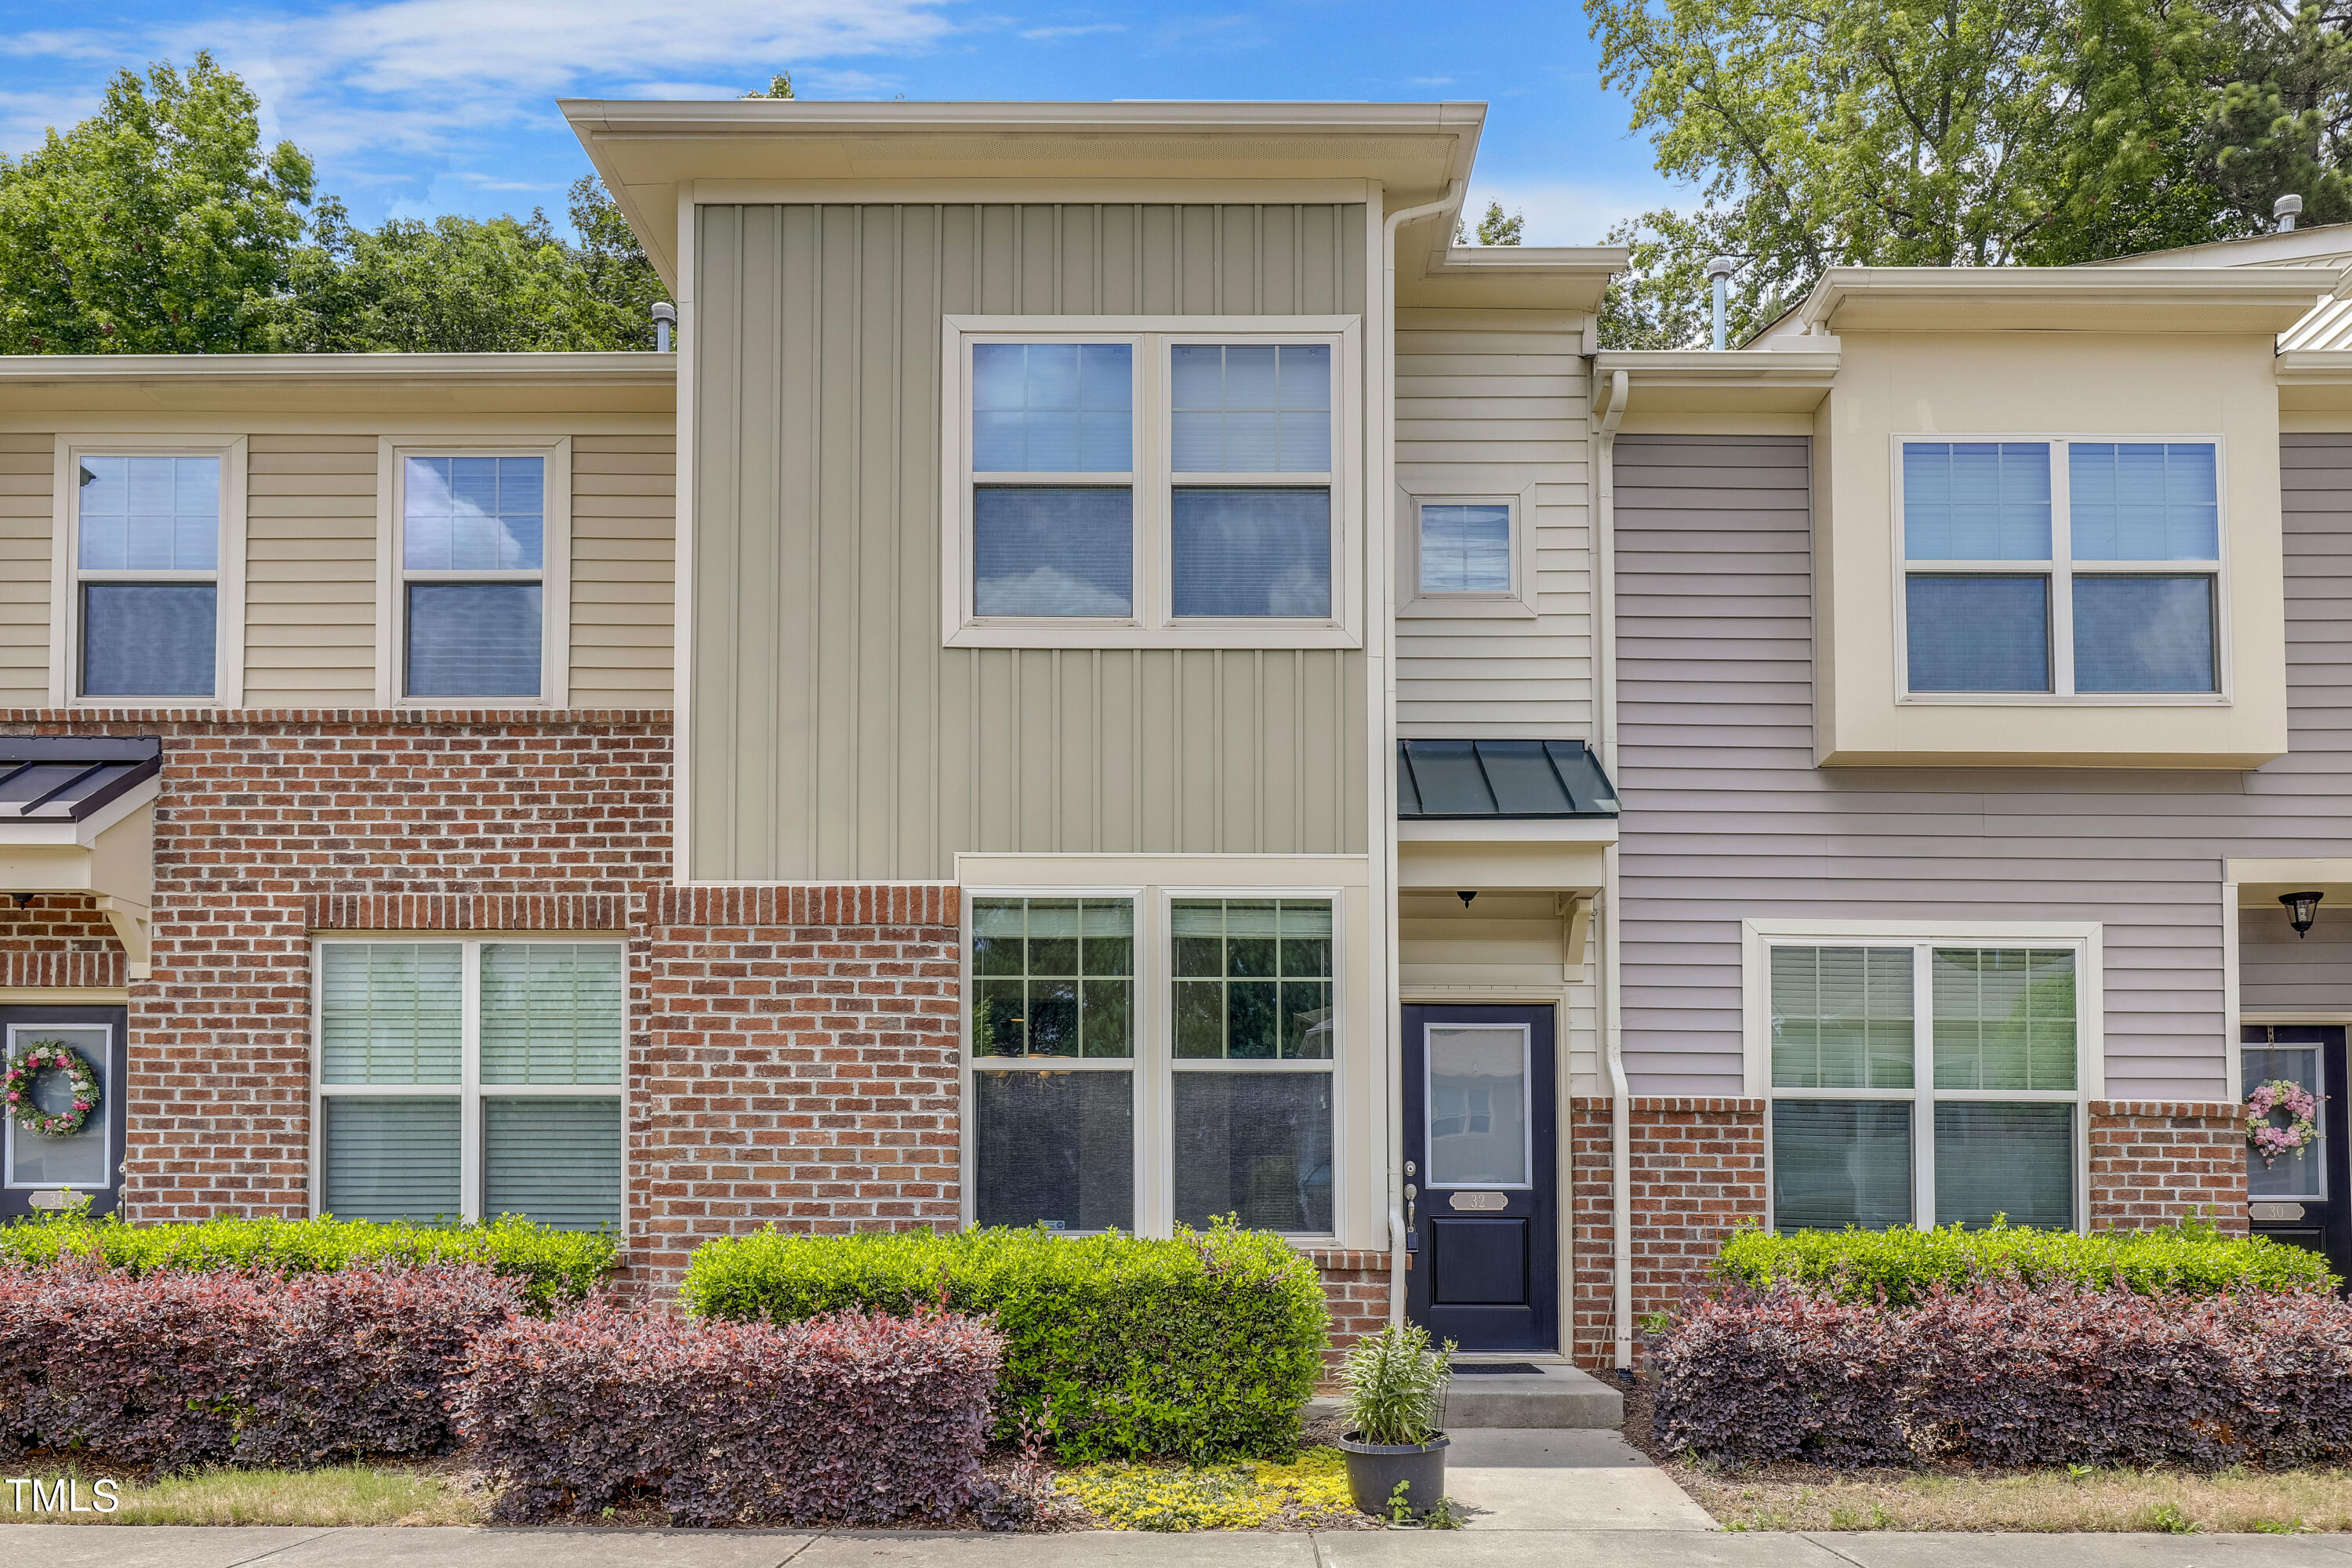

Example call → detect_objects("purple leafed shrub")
1653 1282 2352 1470
0 1254 520 1468
456 1305 1005 1525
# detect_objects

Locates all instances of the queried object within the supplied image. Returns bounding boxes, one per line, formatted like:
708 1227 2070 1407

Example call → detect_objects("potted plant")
1334 1321 1454 1521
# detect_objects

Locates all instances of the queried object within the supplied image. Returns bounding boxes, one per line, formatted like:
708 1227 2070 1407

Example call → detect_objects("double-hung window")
313 938 622 1229
387 446 568 703
948 320 1356 646
1755 927 2095 1233
1900 440 2223 697
967 888 1339 1238
65 447 241 702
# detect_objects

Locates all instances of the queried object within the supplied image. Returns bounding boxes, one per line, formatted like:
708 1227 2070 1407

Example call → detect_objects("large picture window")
1755 930 2092 1234
312 938 622 1229
1900 439 2223 698
945 318 1357 649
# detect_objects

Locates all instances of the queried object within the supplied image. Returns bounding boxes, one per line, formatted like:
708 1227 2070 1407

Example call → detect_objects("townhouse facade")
0 95 2339 1367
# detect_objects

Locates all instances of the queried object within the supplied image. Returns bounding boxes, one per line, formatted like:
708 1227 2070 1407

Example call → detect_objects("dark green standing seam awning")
1396 739 1620 820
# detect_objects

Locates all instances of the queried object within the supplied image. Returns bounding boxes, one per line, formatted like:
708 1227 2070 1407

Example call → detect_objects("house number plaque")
2250 1201 2307 1221
1448 1191 1508 1211
26 1189 74 1211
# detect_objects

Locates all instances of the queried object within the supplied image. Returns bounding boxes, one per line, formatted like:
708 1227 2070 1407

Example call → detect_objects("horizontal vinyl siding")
0 434 49 706
243 434 377 706
692 202 1370 880
570 434 674 707
1613 433 2341 1103
1396 323 1592 738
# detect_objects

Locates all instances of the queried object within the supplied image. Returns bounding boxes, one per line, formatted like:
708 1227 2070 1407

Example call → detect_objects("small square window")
1418 503 1512 594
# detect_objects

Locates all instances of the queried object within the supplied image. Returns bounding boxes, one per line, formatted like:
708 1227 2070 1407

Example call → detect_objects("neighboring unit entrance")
1 1004 129 1221
2243 1024 2352 1287
1401 1004 1559 1351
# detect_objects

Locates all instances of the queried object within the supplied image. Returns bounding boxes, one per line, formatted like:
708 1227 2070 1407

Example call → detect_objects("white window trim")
51 434 248 708
1740 917 2104 1233
960 882 1345 1243
1889 434 2231 706
375 437 572 709
939 314 1363 651
1398 483 1539 619
308 933 625 1224
3 1018 116 1192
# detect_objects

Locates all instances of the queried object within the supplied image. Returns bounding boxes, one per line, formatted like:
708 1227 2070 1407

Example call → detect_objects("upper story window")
71 453 228 700
1900 440 2223 699
387 445 568 705
946 318 1359 650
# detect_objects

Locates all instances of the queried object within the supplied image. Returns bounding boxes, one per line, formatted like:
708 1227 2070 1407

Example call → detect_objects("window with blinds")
1766 938 2085 1234
399 455 547 699
314 938 622 1229
75 455 223 699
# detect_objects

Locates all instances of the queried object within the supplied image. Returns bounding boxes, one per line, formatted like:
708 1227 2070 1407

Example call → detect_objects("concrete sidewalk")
5 1526 2352 1566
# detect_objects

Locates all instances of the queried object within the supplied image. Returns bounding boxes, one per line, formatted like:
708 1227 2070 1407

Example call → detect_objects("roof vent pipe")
651 301 677 353
1704 256 1737 350
2277 194 2304 234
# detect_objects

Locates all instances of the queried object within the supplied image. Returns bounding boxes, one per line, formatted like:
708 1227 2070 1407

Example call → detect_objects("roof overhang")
1593 348 1842 416
0 353 675 416
1791 266 2335 335
1396 245 1628 313
2274 350 2352 410
0 739 162 979
561 98 1487 294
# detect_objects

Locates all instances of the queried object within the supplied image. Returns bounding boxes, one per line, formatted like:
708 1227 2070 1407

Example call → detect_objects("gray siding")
691 203 1370 880
1614 433 2352 1102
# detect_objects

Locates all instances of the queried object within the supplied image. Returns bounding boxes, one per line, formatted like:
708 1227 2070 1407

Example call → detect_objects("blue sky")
0 1 1686 242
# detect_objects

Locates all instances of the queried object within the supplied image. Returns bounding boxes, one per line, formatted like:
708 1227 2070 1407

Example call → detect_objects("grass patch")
1054 1446 1374 1532
1667 1461 2352 1534
0 1461 486 1526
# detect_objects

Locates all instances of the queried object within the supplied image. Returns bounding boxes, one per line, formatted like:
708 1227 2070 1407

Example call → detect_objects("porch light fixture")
2281 890 2325 938
1458 891 1478 909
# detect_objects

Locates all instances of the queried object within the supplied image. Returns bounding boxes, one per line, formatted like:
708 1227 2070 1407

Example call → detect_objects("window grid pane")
78 456 220 571
483 1097 620 1230
1931 948 2078 1091
972 343 1132 473
1905 574 2051 692
1171 899 1333 1061
1903 442 2051 561
973 487 1133 616
1770 946 1915 1089
322 1098 460 1224
1419 503 1512 593
1171 343 1330 473
481 944 623 1084
406 583 542 698
1172 1071 1334 1233
975 1068 1134 1230
321 943 462 1084
2071 575 2216 693
82 583 216 698
971 898 1134 1060
1171 488 1331 618
402 456 545 571
2068 442 2219 561
1771 1100 1912 1233
1934 1102 2074 1229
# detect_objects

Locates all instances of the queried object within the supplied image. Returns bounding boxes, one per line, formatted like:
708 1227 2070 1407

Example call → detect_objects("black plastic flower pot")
1336 1431 1450 1519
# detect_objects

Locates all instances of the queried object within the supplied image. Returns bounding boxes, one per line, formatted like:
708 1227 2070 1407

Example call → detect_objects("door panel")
2242 1025 2351 1288
1403 1004 1558 1352
2 1005 129 1220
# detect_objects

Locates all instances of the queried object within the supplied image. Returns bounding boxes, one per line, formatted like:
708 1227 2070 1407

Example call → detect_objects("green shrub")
0 1212 613 1311
1715 1217 2336 1305
680 1221 1327 1463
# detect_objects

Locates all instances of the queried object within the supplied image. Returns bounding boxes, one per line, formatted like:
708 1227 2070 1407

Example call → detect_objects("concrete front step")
1307 1363 1624 1432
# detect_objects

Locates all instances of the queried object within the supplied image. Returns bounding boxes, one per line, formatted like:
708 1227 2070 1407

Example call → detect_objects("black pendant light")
2281 890 2325 939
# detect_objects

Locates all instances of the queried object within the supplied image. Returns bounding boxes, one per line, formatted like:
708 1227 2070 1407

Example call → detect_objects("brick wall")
2 710 671 1221
2089 1100 2249 1232
0 894 125 989
1568 1096 1768 1370
634 884 963 1289
1305 1247 1391 1356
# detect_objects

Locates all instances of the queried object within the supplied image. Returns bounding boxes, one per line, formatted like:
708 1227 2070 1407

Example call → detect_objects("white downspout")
1595 368 1634 1371
1382 177 1466 1327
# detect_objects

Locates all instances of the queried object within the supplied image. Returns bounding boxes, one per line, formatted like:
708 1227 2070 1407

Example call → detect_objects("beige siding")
691 202 1371 880
0 434 50 706
1399 890 1599 1088
242 434 377 706
571 434 674 707
1395 319 1592 737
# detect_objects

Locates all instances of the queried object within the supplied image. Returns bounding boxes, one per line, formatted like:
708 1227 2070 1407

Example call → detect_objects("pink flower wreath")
2245 1078 2321 1167
3 1040 100 1139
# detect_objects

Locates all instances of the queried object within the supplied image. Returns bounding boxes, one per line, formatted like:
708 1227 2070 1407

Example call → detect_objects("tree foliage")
1457 199 1526 245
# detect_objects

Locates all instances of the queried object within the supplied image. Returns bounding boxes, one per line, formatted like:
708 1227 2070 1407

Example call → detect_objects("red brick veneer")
0 894 126 989
1303 1247 1391 1354
634 884 963 1289
2089 1100 2249 1232
1 709 672 1221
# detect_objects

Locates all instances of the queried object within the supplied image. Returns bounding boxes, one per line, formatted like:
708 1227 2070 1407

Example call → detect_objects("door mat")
1449 1363 1544 1375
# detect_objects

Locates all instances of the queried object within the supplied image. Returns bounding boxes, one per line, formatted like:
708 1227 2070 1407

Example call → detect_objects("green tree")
745 73 797 100
1456 199 1526 245
0 52 314 352
2209 1 2352 228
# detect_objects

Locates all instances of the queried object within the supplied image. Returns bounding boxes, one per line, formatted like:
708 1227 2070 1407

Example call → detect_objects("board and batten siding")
1394 314 1593 738
1611 432 2352 1103
690 202 1371 880
0 434 49 707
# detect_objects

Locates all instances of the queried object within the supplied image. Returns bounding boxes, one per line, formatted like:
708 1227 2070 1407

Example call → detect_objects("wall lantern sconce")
1457 891 1478 909
2281 890 2325 939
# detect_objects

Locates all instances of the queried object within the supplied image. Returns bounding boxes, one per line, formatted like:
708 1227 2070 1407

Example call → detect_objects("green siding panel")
691 202 1371 880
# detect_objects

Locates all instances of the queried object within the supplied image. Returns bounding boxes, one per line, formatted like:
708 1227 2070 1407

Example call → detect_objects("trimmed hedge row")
681 1222 1327 1462
456 1306 1003 1525
1715 1219 2335 1305
1654 1282 2352 1470
0 1213 614 1310
0 1256 519 1468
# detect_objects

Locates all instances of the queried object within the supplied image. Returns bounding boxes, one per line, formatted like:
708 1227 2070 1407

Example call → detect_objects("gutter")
1595 368 1635 1373
1381 176 1468 1327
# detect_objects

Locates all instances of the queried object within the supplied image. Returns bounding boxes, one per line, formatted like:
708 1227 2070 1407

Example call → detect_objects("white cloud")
1020 22 1123 41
